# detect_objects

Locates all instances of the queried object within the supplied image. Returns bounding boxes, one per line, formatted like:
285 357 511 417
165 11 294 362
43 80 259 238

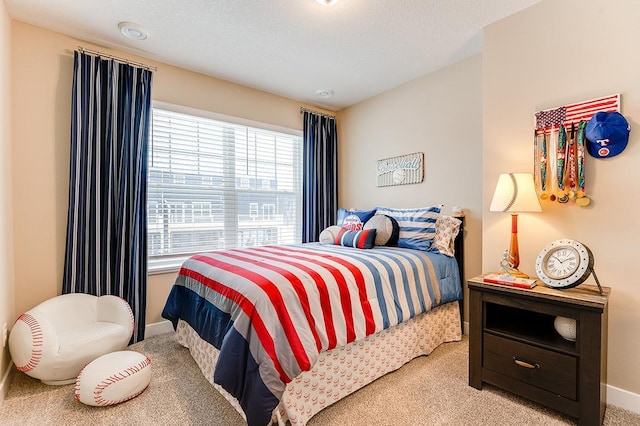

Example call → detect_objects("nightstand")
468 275 610 426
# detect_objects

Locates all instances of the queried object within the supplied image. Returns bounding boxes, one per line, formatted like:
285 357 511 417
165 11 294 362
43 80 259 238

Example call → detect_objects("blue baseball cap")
585 111 630 158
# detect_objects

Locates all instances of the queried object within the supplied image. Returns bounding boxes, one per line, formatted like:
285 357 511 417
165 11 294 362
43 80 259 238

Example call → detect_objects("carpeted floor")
1 333 638 425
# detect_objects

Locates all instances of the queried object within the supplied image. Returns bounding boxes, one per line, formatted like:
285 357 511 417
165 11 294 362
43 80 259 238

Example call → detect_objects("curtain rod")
299 107 336 119
77 46 157 72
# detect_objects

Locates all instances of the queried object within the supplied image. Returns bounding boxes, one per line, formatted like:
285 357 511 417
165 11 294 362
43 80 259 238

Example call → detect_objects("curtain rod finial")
299 106 336 120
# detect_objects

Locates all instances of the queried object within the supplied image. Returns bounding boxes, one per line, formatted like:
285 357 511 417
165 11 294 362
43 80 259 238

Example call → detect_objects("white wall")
0 0 15 404
483 0 640 396
338 54 484 319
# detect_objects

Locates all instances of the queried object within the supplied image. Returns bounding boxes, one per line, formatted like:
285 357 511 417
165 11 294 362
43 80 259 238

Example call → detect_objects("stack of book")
482 273 537 289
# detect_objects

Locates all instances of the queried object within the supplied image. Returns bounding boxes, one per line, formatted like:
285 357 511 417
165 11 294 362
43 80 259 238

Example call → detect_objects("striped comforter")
162 243 461 426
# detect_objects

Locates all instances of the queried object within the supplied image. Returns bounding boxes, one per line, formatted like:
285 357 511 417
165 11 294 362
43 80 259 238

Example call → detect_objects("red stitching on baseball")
74 363 89 402
92 356 151 406
115 296 136 335
14 313 43 373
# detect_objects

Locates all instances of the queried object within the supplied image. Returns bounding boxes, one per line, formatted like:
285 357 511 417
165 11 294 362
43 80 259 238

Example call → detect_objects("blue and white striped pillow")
375 205 442 251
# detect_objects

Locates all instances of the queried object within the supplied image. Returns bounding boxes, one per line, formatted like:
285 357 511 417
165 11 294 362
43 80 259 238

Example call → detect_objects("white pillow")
319 225 342 244
433 215 462 257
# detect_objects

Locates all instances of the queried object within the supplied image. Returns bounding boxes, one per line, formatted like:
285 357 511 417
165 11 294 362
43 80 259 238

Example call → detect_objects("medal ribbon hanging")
575 120 591 207
556 124 569 203
566 123 577 199
539 131 548 199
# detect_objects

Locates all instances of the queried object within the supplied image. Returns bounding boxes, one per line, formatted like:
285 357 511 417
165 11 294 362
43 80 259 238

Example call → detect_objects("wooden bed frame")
453 213 465 331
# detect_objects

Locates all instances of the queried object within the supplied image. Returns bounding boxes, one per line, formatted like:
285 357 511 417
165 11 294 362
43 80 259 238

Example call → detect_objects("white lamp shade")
490 173 542 213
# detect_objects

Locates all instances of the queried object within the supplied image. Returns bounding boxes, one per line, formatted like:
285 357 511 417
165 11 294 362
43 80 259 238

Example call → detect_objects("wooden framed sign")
377 152 424 187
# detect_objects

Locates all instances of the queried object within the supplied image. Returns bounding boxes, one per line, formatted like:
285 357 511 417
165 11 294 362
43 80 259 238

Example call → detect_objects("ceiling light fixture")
316 89 334 99
315 0 341 5
118 22 148 40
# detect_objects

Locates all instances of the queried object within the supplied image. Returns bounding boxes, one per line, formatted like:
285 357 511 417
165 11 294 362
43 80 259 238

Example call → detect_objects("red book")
482 273 537 289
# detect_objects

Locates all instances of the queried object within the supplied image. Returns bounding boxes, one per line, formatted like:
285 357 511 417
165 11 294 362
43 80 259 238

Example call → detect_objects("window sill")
148 256 189 275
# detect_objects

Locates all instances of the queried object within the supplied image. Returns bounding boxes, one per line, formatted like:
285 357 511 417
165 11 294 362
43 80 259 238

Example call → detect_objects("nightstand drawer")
483 333 577 400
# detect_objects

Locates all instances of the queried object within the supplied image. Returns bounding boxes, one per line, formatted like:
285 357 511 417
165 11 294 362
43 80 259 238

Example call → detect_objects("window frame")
147 101 303 274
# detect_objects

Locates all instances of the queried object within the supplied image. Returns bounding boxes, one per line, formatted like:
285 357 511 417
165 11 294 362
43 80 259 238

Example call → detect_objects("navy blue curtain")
63 51 153 342
302 111 338 242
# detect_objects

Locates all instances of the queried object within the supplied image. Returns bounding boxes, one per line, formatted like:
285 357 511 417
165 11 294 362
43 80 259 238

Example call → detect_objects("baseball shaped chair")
9 293 134 385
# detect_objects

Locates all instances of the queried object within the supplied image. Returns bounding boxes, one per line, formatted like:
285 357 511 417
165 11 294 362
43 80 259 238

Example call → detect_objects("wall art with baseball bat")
533 94 620 207
377 152 424 187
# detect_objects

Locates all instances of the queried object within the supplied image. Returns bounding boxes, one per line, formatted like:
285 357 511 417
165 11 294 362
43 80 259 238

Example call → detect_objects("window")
249 203 259 218
148 201 162 225
169 202 185 224
147 106 303 272
192 202 212 222
263 204 275 221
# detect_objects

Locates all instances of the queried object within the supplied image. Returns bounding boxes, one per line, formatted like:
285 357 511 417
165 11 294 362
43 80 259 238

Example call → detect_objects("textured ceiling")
5 0 539 110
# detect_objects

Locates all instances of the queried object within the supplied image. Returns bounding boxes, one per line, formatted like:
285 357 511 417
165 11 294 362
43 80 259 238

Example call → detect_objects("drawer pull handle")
513 357 539 369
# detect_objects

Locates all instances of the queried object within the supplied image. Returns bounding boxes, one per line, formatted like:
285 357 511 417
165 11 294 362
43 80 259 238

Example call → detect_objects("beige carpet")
1 333 638 426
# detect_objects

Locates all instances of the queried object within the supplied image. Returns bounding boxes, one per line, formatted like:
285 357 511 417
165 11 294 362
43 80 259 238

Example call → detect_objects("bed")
162 212 465 426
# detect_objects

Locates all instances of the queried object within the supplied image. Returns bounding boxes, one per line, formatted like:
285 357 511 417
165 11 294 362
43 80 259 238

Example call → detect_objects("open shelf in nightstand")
484 303 577 355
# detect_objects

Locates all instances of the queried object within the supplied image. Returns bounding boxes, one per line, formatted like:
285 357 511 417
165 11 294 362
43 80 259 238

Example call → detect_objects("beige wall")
9 21 332 329
0 0 15 400
8 0 639 402
483 0 640 394
338 55 484 319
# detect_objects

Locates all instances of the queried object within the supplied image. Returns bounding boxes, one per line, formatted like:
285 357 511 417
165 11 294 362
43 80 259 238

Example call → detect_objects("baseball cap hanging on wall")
585 111 631 158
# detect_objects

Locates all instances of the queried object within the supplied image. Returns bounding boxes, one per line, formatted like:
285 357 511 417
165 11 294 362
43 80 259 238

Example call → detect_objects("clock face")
542 246 580 279
535 239 594 289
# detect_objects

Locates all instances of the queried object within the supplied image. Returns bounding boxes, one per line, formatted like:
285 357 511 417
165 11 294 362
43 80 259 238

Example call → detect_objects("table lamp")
490 173 542 278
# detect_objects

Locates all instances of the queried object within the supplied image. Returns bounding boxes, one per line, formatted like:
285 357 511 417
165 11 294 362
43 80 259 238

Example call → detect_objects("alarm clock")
535 239 594 289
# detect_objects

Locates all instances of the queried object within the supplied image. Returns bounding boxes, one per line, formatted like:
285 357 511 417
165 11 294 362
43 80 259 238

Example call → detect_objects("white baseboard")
0 362 15 408
607 384 640 414
145 319 173 338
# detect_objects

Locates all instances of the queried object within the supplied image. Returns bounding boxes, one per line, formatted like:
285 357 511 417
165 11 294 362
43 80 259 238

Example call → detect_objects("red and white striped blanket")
163 243 461 426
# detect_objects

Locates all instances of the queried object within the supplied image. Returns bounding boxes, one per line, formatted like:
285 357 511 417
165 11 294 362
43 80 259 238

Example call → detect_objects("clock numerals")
544 246 579 279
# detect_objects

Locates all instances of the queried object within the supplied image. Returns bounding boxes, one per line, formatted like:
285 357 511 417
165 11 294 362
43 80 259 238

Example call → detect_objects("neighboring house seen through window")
148 106 303 272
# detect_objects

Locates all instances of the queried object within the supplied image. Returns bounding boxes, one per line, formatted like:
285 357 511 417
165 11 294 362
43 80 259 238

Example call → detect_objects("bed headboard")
453 213 465 331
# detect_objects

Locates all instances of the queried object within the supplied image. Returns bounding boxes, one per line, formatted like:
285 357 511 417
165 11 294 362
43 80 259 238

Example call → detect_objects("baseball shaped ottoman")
75 351 152 406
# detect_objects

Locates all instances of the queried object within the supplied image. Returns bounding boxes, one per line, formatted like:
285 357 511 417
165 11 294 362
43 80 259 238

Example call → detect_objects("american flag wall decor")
533 94 620 206
535 94 620 131
377 152 424 187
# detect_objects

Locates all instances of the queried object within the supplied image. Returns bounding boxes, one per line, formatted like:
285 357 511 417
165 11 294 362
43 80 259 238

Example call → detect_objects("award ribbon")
556 124 569 203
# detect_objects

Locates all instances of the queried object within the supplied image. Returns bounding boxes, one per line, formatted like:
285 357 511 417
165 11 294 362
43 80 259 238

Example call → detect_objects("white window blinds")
148 107 303 270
